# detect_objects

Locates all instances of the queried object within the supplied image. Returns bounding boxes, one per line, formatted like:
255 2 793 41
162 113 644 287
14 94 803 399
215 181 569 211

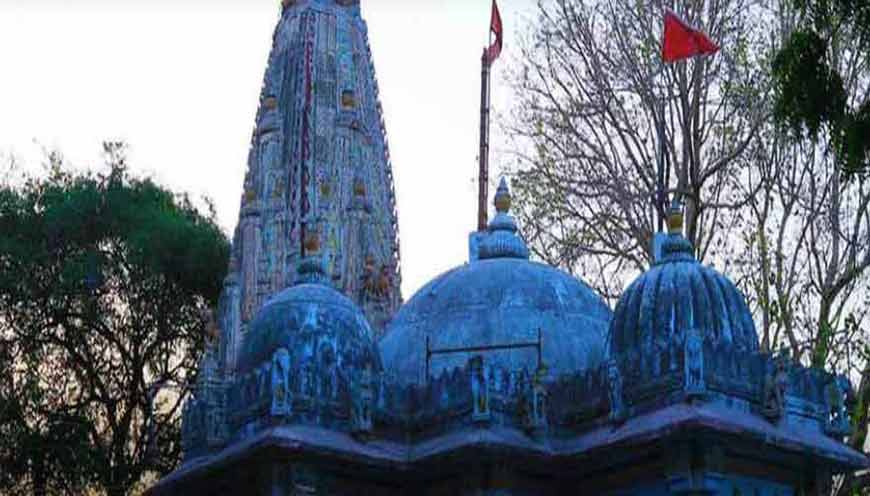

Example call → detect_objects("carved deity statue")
684 328 705 397
351 364 374 436
607 360 626 423
271 348 292 416
762 355 789 420
825 375 852 437
470 355 490 422
523 364 549 432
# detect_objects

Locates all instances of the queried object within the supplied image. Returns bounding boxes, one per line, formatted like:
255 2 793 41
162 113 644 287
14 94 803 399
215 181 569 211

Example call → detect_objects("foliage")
0 143 230 496
503 0 767 299
772 0 870 175
504 1 870 492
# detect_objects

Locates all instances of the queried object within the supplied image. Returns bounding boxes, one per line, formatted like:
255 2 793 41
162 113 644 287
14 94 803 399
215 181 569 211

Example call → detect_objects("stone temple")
148 1 868 494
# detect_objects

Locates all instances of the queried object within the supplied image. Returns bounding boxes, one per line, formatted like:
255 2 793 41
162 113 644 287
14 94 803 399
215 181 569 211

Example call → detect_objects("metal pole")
655 60 667 232
478 49 491 232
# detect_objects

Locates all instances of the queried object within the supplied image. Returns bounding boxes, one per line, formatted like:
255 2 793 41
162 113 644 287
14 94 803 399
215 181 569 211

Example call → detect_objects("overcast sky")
0 0 535 298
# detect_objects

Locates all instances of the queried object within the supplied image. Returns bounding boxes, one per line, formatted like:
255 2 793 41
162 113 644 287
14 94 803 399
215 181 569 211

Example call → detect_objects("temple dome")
607 213 758 361
380 179 611 384
238 236 381 375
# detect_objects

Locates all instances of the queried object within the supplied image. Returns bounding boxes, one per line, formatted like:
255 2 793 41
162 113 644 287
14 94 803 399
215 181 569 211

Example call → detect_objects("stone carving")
351 364 374 436
684 328 705 398
824 375 852 438
271 348 292 416
523 364 548 433
607 360 626 423
762 355 789 421
470 355 491 422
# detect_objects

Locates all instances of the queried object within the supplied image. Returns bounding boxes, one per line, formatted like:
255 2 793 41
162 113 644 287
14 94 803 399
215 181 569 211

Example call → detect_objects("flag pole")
656 74 665 233
477 28 493 231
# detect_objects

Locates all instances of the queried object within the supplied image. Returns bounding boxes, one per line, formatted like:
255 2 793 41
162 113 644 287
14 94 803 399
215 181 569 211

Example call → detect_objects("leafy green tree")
772 0 870 175
0 143 230 496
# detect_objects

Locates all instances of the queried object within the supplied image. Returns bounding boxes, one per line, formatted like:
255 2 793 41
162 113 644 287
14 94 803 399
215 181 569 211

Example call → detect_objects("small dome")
607 218 758 361
238 234 380 375
380 179 611 384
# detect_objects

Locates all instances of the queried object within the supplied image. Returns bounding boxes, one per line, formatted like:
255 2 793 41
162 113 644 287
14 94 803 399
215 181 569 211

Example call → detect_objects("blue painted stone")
238 280 380 375
381 256 611 384
607 232 758 360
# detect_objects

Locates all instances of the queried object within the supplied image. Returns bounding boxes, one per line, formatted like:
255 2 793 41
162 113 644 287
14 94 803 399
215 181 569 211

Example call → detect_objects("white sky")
0 0 534 298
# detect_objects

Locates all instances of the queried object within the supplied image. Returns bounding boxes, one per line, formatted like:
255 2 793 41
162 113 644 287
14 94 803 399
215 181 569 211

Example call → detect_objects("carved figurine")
271 348 292 416
762 355 789 421
607 360 626 423
524 364 548 432
824 375 852 438
361 255 378 299
470 355 490 422
351 364 374 436
684 328 705 398
375 265 392 300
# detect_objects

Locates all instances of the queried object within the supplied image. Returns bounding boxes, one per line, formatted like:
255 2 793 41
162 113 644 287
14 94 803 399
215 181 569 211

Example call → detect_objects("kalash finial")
494 177 512 213
656 203 694 264
478 177 530 260
666 203 684 235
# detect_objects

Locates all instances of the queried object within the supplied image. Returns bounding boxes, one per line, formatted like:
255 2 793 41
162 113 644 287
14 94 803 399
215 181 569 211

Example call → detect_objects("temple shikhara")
148 1 868 494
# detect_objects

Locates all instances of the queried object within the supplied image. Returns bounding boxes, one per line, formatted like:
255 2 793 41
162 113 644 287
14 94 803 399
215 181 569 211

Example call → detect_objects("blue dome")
380 179 611 384
380 259 612 384
607 231 758 360
238 277 381 375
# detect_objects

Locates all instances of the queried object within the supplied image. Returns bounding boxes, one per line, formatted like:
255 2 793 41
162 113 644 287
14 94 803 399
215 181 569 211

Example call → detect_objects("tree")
505 1 870 491
503 0 767 299
772 0 870 176
0 143 230 495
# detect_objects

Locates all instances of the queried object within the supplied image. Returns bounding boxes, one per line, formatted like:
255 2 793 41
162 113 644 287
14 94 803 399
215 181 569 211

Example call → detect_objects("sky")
0 0 535 298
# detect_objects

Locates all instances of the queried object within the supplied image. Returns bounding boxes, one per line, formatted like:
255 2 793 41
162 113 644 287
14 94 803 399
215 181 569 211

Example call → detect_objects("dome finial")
494 177 512 214
667 203 684 235
479 177 530 260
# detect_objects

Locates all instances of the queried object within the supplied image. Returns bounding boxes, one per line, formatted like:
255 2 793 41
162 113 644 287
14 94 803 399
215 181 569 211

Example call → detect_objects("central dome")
380 180 611 384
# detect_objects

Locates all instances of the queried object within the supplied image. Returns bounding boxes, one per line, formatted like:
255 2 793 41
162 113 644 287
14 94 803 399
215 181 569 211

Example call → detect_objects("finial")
479 177 530 260
656 203 695 264
667 204 684 235
494 177 512 213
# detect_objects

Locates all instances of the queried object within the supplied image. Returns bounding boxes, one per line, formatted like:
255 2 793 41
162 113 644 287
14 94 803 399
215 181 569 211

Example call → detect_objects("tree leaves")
0 145 229 495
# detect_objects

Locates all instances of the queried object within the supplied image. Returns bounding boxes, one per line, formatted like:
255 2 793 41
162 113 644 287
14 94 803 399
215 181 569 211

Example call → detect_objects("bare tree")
504 0 767 299
504 0 870 489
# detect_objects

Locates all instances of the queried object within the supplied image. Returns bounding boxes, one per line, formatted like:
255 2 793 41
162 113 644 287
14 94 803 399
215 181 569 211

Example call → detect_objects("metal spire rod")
478 49 492 232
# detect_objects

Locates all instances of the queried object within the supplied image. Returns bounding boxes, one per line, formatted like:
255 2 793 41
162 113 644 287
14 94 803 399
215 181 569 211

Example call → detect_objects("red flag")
661 9 719 62
485 0 503 64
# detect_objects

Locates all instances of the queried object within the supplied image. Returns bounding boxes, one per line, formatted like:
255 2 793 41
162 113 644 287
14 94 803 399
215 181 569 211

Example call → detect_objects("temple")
148 1 868 494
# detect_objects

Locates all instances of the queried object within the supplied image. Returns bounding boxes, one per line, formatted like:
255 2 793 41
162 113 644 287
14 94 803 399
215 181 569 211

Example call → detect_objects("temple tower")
219 0 401 375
